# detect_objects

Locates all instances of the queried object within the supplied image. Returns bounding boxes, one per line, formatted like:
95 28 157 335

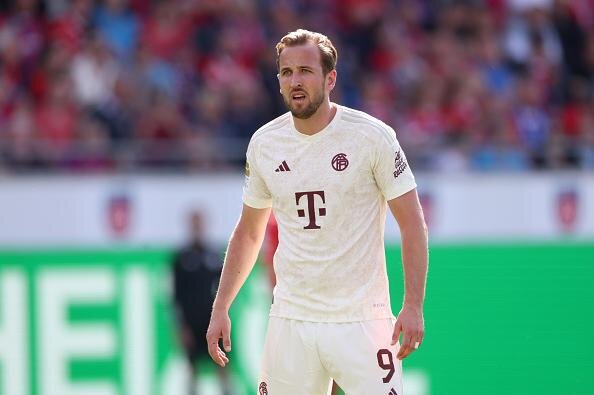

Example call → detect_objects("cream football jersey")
243 104 416 322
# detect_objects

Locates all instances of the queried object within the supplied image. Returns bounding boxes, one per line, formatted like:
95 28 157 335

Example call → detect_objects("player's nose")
289 76 303 89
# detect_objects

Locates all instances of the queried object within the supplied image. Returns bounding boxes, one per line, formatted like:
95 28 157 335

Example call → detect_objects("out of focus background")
0 0 593 394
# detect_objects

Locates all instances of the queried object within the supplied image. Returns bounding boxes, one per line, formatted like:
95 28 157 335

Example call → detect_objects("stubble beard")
284 83 326 119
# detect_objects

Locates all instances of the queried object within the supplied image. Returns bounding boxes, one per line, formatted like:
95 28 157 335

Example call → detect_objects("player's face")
278 43 333 119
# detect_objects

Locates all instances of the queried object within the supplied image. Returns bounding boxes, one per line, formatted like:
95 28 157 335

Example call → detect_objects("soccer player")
206 29 428 394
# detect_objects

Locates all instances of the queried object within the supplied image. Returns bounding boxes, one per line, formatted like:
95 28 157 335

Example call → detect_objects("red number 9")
376 348 395 383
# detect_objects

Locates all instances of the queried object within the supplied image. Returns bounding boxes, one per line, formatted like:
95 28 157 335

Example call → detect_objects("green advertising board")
0 243 593 395
386 243 594 395
0 249 269 395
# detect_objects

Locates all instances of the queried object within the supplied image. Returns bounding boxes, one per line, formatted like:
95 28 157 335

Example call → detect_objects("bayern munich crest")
332 153 349 171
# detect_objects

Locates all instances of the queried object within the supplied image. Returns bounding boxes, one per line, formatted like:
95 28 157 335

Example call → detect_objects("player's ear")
327 69 337 91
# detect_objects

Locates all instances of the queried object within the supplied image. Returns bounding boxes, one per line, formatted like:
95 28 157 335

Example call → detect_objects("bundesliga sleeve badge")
393 150 407 178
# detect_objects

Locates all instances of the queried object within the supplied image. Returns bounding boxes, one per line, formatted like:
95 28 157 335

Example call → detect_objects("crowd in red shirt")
1 0 593 172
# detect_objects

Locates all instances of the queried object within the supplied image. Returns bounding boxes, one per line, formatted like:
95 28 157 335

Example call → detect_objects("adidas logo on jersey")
275 160 291 172
388 388 398 395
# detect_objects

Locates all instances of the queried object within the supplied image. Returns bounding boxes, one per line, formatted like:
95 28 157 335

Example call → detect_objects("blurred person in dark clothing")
172 210 231 395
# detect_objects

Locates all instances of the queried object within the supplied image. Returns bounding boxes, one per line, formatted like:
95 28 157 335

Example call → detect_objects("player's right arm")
206 204 271 367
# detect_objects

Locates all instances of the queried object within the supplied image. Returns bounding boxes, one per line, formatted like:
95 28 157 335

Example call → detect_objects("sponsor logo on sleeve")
393 150 407 178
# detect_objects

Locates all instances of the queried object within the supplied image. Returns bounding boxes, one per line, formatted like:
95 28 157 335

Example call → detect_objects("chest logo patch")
295 191 326 230
331 153 349 171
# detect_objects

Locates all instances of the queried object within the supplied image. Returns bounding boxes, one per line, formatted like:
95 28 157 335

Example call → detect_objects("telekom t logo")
295 191 326 229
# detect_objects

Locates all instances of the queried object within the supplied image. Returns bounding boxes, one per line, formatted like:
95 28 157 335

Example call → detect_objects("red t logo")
295 191 326 229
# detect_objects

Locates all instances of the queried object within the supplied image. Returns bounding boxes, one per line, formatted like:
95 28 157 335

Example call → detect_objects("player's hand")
206 309 231 367
392 304 424 360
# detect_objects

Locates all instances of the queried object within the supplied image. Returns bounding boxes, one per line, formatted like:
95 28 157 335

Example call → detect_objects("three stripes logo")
275 160 291 172
388 388 398 395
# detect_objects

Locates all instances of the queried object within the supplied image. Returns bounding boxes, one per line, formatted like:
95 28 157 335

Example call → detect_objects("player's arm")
206 204 271 367
387 188 428 360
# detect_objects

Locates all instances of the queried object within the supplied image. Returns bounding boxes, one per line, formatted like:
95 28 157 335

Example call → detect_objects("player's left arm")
387 188 428 360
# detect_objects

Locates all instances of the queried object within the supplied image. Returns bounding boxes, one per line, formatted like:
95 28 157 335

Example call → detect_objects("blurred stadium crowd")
1 0 594 172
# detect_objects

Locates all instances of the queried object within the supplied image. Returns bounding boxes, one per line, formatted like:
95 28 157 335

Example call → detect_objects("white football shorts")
257 317 403 395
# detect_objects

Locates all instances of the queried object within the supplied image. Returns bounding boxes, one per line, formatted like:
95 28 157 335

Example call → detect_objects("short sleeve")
242 140 273 208
372 127 417 201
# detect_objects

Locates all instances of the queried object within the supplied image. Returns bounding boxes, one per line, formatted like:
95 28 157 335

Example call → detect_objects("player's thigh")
323 319 403 395
258 317 332 395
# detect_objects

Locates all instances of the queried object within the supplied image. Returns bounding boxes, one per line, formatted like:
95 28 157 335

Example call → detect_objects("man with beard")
206 29 428 395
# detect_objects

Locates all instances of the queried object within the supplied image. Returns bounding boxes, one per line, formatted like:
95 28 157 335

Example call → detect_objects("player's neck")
293 101 337 136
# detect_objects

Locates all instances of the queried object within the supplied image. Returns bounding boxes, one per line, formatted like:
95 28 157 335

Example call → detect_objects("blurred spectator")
553 0 589 79
135 41 180 98
93 0 139 61
504 4 562 71
48 0 94 54
513 78 551 167
1 0 593 172
477 33 513 98
3 95 39 169
71 34 119 107
142 1 193 61
171 210 232 395
134 91 188 168
35 72 78 162
0 0 45 85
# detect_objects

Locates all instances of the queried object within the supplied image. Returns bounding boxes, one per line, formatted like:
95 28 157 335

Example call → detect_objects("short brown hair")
276 29 338 76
